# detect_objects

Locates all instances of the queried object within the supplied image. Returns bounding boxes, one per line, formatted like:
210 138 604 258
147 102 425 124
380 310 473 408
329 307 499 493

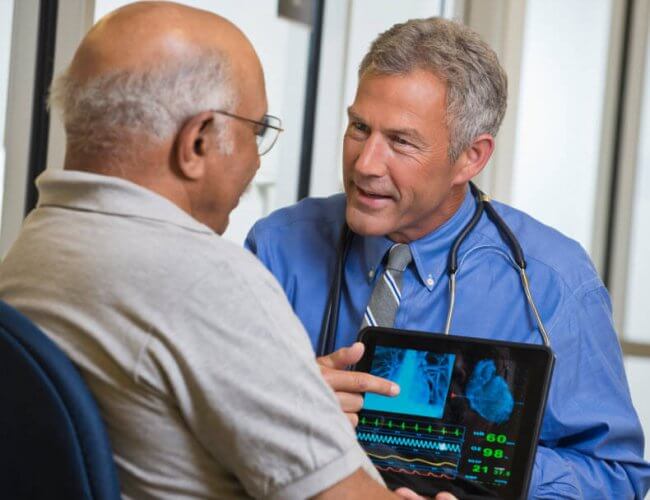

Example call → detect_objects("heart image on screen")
466 359 514 424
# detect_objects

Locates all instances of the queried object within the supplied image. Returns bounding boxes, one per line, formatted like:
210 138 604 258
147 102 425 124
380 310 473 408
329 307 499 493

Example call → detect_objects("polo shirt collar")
35 168 214 235
360 186 476 291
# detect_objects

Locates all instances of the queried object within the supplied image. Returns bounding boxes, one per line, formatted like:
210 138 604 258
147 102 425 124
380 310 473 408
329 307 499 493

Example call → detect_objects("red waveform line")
377 466 454 479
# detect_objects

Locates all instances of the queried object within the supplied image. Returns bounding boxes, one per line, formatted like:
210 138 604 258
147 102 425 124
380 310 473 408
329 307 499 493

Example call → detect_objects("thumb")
317 342 365 369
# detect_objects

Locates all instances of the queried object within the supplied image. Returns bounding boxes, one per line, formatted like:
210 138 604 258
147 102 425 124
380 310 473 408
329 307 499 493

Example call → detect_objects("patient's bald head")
69 2 258 82
53 1 264 158
50 1 268 234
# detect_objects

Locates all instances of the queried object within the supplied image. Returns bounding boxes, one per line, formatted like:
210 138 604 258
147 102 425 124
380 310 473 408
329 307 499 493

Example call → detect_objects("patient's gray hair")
49 49 236 161
359 17 507 162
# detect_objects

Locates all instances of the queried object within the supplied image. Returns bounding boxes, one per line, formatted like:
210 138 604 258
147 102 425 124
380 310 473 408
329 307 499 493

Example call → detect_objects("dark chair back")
0 300 120 499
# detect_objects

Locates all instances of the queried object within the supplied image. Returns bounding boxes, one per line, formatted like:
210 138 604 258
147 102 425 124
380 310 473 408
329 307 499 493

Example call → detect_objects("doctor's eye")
390 135 416 149
347 121 370 138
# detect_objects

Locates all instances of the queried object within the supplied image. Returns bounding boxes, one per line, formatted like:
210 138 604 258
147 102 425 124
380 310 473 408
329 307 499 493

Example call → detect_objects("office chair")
0 300 120 499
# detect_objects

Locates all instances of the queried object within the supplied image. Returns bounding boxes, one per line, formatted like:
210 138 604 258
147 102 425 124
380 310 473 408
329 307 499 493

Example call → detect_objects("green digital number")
486 433 507 443
483 447 504 458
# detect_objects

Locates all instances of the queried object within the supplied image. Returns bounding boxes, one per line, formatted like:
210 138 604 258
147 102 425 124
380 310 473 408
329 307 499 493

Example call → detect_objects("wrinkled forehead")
350 70 448 127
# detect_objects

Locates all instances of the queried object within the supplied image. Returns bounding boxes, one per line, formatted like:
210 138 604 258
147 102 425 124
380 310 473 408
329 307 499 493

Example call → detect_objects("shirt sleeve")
245 223 272 269
528 284 650 499
147 252 382 499
244 225 257 253
245 224 288 299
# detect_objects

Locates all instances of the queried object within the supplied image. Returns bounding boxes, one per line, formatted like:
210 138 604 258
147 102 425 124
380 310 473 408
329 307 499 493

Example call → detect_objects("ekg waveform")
367 452 457 468
357 433 462 452
376 466 454 479
359 416 464 437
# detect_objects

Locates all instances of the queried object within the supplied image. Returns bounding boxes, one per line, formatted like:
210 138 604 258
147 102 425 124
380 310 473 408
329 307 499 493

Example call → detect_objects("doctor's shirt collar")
359 186 476 291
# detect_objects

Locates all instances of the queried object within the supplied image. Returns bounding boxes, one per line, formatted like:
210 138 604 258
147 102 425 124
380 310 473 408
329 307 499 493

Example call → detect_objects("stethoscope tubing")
318 182 550 356
317 223 352 356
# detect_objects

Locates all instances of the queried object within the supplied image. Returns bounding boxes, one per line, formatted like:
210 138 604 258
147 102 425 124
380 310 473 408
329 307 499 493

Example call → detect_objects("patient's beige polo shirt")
0 169 380 499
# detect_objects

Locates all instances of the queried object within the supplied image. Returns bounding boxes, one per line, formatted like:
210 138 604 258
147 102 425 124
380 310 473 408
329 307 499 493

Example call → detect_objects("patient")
0 2 426 498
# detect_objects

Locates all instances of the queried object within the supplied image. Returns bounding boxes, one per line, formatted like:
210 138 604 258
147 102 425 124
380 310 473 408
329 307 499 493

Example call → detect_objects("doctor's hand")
317 342 399 427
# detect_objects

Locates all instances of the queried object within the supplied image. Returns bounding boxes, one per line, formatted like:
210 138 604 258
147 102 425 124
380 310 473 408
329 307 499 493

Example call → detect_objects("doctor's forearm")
529 445 644 499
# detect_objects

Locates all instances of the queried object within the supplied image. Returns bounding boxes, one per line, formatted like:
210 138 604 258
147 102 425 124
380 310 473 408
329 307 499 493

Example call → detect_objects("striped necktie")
361 243 413 328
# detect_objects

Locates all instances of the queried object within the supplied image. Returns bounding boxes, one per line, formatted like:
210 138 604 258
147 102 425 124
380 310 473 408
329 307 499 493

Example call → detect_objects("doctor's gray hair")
359 17 507 162
49 48 236 161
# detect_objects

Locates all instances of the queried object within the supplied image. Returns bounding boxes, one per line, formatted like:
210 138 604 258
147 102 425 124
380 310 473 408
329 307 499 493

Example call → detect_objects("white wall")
623 23 650 465
510 0 613 254
0 0 15 226
624 24 650 343
0 0 38 257
0 0 13 145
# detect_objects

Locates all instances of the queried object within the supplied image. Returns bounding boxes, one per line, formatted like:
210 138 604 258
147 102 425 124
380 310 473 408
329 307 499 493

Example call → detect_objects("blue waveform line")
358 433 462 453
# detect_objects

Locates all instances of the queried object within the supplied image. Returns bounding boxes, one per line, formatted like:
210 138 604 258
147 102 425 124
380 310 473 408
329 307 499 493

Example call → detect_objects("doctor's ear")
175 110 216 180
451 133 495 186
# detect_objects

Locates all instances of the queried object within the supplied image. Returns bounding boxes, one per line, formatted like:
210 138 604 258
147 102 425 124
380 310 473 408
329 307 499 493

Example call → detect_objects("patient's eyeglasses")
212 110 283 156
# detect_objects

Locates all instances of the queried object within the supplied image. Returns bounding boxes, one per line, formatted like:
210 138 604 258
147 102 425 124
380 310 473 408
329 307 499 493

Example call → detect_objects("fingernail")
390 383 400 395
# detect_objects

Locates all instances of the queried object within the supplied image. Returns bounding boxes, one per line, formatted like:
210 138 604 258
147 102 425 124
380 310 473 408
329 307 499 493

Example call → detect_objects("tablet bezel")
356 326 555 500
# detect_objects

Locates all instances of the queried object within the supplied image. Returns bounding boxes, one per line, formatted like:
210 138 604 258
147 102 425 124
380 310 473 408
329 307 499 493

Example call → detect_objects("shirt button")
368 269 375 279
426 277 434 287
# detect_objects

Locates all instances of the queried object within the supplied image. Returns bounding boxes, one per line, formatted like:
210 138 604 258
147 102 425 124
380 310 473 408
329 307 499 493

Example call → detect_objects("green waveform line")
360 416 462 437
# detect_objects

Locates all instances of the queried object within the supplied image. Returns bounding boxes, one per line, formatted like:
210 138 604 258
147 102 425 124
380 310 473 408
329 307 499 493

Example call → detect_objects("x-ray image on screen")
364 347 455 418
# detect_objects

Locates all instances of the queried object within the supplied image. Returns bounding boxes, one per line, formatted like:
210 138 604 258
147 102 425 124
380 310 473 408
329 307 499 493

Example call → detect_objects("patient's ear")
175 111 216 180
451 133 495 186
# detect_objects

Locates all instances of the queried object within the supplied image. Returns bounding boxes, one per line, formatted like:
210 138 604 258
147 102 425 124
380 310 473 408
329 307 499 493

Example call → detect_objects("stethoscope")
317 182 551 357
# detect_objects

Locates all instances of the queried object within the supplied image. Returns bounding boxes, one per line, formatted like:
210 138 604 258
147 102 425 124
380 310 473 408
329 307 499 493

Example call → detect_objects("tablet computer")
355 327 554 500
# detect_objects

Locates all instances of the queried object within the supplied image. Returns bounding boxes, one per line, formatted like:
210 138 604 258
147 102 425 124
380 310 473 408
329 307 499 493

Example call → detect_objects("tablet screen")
356 328 554 500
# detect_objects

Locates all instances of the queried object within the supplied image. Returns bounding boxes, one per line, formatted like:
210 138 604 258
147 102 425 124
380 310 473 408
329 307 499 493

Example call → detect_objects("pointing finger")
323 369 399 396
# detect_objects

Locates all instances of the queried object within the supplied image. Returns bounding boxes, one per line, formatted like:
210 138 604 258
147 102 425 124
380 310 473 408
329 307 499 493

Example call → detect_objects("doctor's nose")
354 134 389 177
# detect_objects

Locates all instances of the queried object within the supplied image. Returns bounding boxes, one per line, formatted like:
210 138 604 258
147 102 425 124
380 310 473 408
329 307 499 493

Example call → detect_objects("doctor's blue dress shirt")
245 188 650 499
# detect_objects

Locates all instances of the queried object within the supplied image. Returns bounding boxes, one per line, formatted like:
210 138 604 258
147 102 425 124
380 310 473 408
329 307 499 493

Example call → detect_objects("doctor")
246 17 650 498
